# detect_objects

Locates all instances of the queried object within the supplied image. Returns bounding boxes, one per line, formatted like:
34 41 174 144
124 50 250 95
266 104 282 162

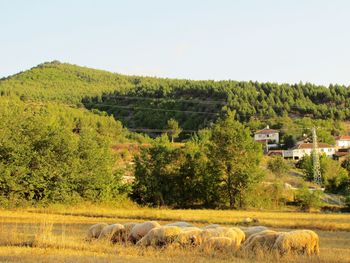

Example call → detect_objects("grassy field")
0 204 349 262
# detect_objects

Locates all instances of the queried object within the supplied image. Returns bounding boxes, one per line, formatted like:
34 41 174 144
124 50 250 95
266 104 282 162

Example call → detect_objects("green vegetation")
295 187 324 211
132 114 263 209
166 118 182 142
0 97 135 206
267 156 290 177
0 61 133 104
0 61 349 209
298 155 349 194
1 61 350 134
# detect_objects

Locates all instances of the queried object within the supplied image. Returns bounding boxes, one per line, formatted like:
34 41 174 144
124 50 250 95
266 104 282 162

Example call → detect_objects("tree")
131 135 181 206
0 97 126 206
341 157 350 174
166 118 182 143
207 113 263 209
295 187 323 212
282 134 296 149
299 154 349 193
267 156 290 177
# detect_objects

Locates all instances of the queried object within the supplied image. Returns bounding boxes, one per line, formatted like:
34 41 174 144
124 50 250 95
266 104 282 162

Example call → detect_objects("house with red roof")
335 135 350 148
254 125 279 143
282 143 335 160
254 125 279 152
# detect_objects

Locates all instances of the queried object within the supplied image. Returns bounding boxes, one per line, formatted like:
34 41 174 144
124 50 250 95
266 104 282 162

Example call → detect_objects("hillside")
1 61 350 134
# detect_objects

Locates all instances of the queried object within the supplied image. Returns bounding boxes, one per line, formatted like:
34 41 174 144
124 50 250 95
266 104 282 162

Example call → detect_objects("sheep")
129 221 161 243
199 227 242 249
240 226 268 239
175 227 203 246
230 227 246 245
98 223 125 241
242 230 283 252
136 226 183 247
165 221 194 228
201 237 240 252
86 223 108 240
201 224 221 230
272 229 320 256
116 222 137 242
182 227 202 232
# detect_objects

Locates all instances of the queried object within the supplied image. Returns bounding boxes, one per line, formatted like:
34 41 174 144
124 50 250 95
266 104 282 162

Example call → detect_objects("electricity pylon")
312 126 322 186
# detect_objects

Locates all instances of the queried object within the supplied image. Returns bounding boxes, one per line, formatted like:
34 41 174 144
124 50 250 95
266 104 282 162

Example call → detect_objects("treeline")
0 97 138 206
2 61 350 134
131 113 264 209
0 61 134 104
130 115 350 209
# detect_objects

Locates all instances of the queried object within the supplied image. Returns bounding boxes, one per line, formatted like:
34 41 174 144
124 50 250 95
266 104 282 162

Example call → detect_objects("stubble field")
0 204 349 263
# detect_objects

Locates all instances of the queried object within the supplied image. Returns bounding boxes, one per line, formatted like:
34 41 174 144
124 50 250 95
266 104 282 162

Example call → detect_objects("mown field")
0 204 349 263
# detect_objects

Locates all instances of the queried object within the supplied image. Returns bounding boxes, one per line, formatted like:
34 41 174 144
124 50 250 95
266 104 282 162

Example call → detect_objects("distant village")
254 126 350 162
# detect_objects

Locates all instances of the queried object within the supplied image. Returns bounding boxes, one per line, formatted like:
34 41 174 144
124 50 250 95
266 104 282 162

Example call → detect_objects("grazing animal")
240 226 268 239
201 237 240 252
242 230 283 252
136 226 183 247
98 224 125 241
119 222 137 242
199 227 242 247
129 221 161 243
86 223 108 240
175 228 203 246
273 230 320 256
230 227 246 245
165 221 194 228
201 224 221 230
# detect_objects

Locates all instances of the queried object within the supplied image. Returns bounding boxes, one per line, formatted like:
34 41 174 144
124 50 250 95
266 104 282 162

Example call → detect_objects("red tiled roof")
334 151 350 157
336 135 350 141
255 129 278 135
292 143 334 150
268 150 283 156
338 148 350 152
256 139 268 143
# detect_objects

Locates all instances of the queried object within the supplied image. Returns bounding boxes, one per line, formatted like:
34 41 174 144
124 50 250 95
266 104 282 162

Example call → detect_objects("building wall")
336 140 350 148
254 133 279 143
283 148 335 160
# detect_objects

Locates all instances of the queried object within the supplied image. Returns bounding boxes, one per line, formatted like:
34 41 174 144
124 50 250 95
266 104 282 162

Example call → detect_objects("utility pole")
312 126 322 186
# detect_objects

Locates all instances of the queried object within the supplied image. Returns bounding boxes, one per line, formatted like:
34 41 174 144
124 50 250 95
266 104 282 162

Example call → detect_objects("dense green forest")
1 61 350 135
1 61 350 208
0 96 142 205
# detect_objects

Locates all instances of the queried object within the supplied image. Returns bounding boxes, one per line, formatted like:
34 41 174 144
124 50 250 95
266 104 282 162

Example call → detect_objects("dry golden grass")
0 205 348 262
26 203 350 231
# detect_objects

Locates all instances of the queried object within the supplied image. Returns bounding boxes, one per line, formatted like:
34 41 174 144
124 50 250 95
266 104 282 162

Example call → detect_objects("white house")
335 136 350 148
282 143 335 160
254 125 279 144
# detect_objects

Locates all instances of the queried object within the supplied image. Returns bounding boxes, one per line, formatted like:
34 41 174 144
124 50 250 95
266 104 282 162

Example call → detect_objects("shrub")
295 187 323 211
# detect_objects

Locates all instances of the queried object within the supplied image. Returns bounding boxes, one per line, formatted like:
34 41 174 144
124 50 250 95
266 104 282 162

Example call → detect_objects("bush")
267 156 290 177
0 97 126 206
295 187 323 211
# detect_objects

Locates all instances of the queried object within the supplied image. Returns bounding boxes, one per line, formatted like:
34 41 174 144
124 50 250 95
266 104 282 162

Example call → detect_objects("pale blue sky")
1 0 350 85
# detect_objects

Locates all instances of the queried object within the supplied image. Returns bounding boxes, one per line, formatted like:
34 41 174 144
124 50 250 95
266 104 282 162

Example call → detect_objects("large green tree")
299 154 349 193
0 97 126 205
207 113 263 209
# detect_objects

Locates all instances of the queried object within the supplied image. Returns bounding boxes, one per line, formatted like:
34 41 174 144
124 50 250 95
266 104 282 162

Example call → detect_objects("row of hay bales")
86 221 319 256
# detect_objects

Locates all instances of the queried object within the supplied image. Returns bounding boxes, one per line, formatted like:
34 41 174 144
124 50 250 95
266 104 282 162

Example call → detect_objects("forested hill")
1 61 350 132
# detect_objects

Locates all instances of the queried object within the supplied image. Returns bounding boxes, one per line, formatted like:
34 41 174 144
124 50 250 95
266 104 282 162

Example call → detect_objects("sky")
1 0 350 85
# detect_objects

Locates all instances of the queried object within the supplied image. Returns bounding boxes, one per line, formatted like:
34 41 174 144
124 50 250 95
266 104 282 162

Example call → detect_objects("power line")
312 126 322 186
99 95 229 105
128 128 197 133
86 103 221 115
